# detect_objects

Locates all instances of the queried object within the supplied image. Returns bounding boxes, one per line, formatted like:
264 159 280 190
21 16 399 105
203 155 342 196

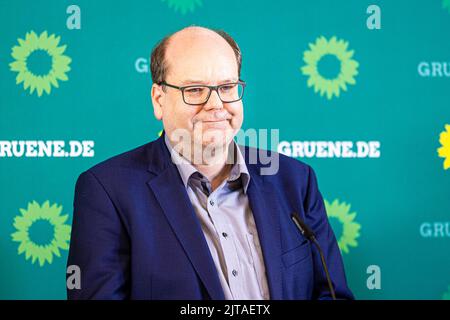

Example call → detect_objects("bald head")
169 26 228 48
150 26 242 84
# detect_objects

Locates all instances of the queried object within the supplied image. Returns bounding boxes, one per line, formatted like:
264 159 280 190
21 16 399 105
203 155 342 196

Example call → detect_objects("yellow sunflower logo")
9 30 71 97
301 36 359 100
161 0 203 14
437 124 450 170
324 199 361 254
11 200 71 267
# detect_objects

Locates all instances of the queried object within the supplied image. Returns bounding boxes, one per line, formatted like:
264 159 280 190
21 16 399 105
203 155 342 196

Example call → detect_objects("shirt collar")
164 133 250 193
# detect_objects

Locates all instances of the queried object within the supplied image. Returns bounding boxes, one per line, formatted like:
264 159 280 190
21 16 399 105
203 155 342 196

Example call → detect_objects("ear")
151 83 164 120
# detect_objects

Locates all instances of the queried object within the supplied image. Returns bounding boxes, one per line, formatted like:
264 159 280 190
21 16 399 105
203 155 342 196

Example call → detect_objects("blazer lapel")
146 136 225 300
145 137 284 300
246 163 284 300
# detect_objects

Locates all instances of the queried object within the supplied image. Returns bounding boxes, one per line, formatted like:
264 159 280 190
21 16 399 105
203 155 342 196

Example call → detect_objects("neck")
166 134 236 191
194 142 233 191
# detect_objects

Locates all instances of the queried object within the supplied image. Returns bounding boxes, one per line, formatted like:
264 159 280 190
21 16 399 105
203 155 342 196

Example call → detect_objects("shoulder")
240 145 316 186
240 146 323 214
240 146 325 218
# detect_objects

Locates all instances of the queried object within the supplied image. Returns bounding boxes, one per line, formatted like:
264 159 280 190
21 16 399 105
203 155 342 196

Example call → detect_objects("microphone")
291 212 337 300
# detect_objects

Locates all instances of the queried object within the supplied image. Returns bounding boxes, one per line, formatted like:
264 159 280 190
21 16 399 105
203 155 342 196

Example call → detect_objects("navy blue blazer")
67 134 354 300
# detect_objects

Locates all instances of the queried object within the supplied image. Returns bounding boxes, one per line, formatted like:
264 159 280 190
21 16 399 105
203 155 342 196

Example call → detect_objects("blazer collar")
162 133 251 193
146 132 284 299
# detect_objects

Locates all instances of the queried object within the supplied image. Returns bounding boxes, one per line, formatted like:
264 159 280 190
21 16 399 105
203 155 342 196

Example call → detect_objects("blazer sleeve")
303 165 355 300
66 170 130 299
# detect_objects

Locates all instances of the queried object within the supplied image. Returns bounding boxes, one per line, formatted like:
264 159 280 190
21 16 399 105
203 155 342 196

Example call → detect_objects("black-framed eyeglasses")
159 80 246 105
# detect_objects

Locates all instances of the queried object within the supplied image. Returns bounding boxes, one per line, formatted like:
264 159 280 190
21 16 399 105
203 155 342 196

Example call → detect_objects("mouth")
200 119 230 129
203 119 228 123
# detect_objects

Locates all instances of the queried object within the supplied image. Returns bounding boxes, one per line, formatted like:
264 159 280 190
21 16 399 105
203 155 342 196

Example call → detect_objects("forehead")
164 30 239 83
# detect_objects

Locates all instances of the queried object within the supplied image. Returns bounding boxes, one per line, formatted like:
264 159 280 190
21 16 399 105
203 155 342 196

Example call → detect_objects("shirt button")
222 232 228 238
209 200 214 206
232 269 238 277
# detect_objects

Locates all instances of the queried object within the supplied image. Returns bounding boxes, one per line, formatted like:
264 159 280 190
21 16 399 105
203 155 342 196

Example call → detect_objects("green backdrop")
1 0 449 299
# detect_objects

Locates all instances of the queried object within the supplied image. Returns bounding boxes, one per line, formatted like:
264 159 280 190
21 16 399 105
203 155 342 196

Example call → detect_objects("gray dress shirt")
164 135 270 300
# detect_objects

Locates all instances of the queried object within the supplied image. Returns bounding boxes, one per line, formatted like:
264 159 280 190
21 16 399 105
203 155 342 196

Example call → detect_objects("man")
67 26 354 300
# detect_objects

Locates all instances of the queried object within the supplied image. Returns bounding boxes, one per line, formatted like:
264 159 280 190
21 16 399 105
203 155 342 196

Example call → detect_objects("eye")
220 84 236 92
185 87 205 94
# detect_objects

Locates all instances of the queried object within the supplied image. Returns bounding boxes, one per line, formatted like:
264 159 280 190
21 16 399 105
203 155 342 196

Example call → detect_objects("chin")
201 127 235 146
200 136 226 149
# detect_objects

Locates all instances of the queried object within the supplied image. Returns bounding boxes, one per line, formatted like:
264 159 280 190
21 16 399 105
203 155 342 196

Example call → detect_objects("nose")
203 88 223 110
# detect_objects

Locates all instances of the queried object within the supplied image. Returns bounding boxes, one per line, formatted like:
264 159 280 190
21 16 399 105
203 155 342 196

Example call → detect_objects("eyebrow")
180 78 239 85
